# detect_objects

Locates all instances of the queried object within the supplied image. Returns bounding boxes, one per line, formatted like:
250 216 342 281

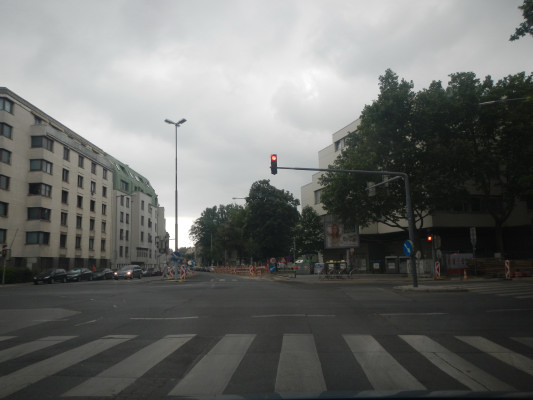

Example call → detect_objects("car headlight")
126 271 131 275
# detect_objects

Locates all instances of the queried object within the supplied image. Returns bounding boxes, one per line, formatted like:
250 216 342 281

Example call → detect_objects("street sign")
403 240 414 257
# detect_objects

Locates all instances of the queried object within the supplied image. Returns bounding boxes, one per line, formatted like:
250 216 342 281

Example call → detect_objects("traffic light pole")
276 166 418 288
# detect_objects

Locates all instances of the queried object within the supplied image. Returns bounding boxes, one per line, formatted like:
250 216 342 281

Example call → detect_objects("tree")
319 69 533 254
244 180 300 260
189 204 246 265
510 0 533 41
319 69 451 236
293 206 324 257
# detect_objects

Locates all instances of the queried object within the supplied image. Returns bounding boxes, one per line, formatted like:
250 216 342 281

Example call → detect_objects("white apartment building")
0 87 167 272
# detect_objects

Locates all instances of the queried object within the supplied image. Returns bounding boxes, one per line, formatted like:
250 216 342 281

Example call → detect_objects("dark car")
66 268 94 282
33 268 67 284
114 265 142 280
93 268 113 280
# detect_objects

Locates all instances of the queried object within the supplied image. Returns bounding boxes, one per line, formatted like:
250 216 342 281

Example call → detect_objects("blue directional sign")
171 251 181 262
403 240 414 257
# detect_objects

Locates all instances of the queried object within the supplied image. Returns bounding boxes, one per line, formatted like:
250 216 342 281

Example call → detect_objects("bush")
1 266 33 284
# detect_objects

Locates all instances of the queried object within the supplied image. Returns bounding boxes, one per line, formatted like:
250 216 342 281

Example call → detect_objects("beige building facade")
0 87 167 272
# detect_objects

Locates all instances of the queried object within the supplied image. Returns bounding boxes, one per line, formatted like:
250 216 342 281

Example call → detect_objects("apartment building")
0 87 167 271
301 119 533 274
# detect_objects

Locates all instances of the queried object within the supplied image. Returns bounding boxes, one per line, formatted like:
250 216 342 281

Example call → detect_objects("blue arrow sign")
403 240 414 257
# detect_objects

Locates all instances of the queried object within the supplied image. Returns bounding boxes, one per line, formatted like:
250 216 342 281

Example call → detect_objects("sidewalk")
267 272 504 292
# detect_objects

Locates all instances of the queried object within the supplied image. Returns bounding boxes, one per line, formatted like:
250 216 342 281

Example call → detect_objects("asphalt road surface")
0 272 532 399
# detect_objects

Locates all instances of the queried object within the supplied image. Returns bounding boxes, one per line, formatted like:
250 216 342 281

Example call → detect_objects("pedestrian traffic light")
270 154 278 175
1 246 7 258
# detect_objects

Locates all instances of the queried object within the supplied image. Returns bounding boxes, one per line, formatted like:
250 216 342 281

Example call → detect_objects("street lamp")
164 118 187 251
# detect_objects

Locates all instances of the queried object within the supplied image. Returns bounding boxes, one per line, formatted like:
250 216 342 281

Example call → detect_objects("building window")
76 215 82 229
120 229 124 240
103 168 108 180
126 197 130 208
141 216 144 226
77 175 84 188
78 155 84 168
125 247 129 257
90 218 95 231
62 168 69 182
126 214 129 224
120 180 129 191
141 200 145 210
61 212 68 226
0 201 7 217
29 183 52 197
27 207 51 221
75 236 81 249
91 162 97 174
63 147 70 161
102 186 107 198
34 115 44 125
90 200 95 212
102 204 107 215
0 123 12 139
60 234 67 248
140 232 144 242
90 181 96 195
30 159 53 174
314 189 322 205
31 136 54 151
119 246 123 257
0 97 14 113
26 231 50 245
89 237 94 251
101 239 106 252
61 190 69 204
335 138 346 152
77 195 83 209
125 230 129 241
101 221 106 233
0 175 9 190
0 229 5 243
0 148 11 164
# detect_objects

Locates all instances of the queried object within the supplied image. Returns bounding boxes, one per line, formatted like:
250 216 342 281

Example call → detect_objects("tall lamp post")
164 118 187 251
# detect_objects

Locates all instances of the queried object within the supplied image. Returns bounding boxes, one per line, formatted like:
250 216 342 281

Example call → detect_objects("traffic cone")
463 269 468 280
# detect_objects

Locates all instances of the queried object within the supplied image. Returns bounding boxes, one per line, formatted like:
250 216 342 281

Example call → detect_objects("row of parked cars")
33 265 160 284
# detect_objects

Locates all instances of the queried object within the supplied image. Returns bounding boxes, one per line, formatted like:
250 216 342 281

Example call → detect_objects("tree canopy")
510 0 533 41
319 69 533 252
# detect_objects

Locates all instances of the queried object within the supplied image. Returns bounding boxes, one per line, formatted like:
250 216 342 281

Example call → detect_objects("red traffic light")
427 235 433 242
270 154 278 175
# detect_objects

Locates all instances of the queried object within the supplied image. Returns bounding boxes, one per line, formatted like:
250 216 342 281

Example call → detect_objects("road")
0 272 532 399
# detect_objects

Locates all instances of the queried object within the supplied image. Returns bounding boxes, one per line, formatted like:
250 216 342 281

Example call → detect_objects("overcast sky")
2 0 531 248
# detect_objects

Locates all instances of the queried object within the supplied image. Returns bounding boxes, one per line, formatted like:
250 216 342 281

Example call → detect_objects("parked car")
93 268 113 280
114 265 143 280
33 268 67 284
66 268 94 282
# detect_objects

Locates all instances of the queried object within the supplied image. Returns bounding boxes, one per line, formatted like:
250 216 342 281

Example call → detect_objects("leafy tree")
244 180 300 260
319 69 533 254
510 0 533 41
293 206 324 257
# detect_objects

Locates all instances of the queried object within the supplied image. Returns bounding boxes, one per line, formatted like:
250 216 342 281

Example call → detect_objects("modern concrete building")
301 119 533 275
0 87 168 272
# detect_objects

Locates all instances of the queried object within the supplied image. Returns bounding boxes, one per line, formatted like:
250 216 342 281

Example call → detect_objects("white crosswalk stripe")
343 334 425 391
0 334 135 399
0 333 532 398
457 336 533 377
64 334 195 397
168 333 255 397
400 335 514 391
276 334 326 394
467 283 533 299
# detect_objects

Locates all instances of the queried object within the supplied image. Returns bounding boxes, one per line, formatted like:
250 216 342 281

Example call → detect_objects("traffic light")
1 246 7 258
427 235 433 242
270 154 278 175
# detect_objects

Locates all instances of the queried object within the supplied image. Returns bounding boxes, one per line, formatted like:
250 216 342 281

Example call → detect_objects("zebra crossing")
466 281 533 299
0 332 532 398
